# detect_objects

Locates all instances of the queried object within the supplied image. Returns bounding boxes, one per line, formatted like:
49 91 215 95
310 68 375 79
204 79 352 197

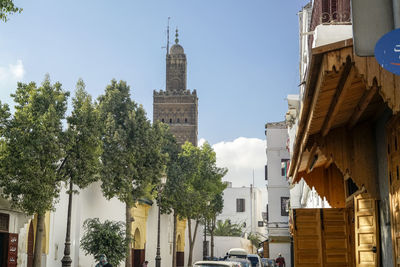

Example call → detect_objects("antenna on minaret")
166 17 171 55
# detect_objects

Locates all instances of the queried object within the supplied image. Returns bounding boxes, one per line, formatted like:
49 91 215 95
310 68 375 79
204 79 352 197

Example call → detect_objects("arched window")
169 119 172 123
161 118 164 123
177 118 180 123
185 118 188 123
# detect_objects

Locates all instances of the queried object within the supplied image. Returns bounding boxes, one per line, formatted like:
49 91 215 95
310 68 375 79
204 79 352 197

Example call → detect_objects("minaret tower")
153 29 198 145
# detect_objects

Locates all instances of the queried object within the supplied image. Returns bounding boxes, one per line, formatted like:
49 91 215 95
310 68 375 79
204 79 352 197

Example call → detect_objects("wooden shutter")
387 117 400 266
322 209 351 266
294 209 323 267
294 208 352 267
354 193 379 266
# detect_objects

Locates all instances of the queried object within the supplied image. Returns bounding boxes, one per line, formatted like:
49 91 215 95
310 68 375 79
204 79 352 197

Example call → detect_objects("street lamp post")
155 176 167 267
61 180 73 267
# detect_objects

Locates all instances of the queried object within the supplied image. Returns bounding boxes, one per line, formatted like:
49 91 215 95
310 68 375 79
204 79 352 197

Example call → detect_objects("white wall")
218 186 264 236
266 125 289 226
212 236 253 258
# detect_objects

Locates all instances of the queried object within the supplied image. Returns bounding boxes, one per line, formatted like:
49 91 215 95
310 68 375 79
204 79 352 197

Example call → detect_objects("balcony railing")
308 0 351 48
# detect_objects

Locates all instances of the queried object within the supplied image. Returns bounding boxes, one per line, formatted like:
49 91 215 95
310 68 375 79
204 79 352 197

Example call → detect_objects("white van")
194 261 241 267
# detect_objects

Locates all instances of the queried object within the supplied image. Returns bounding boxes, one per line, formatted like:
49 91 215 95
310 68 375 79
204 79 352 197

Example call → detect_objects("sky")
0 0 309 188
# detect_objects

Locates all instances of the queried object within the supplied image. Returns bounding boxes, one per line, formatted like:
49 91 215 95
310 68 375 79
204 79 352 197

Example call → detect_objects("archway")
132 228 145 267
176 234 184 267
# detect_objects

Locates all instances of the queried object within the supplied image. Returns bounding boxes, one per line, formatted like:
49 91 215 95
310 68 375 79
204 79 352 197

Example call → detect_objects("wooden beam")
306 144 318 173
321 61 355 137
292 56 329 181
348 86 379 129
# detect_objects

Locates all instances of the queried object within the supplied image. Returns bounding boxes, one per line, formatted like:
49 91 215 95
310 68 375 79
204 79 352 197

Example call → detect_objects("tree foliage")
0 77 69 267
213 219 243 237
0 0 22 22
60 79 102 189
174 141 227 267
247 232 262 249
0 77 69 215
98 79 166 204
80 218 128 266
97 79 167 266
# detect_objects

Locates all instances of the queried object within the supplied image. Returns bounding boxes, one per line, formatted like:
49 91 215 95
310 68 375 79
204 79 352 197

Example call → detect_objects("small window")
169 118 172 123
258 221 264 227
280 197 289 216
236 198 245 212
265 165 268 180
177 118 180 123
281 159 290 177
0 213 10 232
161 118 164 123
185 118 188 123
346 178 359 196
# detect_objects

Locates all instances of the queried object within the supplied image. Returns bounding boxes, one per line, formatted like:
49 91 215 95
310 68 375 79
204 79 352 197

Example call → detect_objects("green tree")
213 219 243 237
0 0 22 22
178 142 227 267
157 125 183 267
59 79 102 266
206 193 225 258
97 80 166 267
0 77 69 267
247 232 262 253
80 218 129 266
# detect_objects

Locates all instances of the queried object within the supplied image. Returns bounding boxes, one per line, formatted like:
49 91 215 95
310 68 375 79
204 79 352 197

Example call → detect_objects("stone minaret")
153 29 198 146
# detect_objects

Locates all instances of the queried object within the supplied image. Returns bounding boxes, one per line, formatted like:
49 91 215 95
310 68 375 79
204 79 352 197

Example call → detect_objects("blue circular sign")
375 28 400 76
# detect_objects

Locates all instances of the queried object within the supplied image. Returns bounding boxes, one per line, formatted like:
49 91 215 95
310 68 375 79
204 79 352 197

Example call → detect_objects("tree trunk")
211 217 215 258
172 211 177 267
33 212 45 267
187 219 199 267
125 202 132 267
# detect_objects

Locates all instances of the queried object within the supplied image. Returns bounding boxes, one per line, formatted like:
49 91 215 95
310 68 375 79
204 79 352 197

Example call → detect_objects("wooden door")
27 222 34 267
387 117 400 266
7 233 18 267
176 251 184 267
354 193 379 266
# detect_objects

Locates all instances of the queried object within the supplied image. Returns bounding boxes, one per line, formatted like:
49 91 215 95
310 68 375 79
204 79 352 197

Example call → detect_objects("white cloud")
211 137 266 188
9 60 25 79
210 137 268 208
0 60 25 105
0 59 25 81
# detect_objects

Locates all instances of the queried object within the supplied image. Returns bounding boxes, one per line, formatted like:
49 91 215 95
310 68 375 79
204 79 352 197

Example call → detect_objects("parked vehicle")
226 257 252 267
228 248 248 259
261 258 276 267
247 254 262 267
194 261 241 267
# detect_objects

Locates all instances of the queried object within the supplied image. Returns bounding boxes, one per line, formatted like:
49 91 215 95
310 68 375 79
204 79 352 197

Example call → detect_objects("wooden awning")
289 39 400 199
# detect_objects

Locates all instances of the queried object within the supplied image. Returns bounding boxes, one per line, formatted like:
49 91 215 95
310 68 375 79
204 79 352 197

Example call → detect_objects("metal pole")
61 180 73 267
155 189 161 267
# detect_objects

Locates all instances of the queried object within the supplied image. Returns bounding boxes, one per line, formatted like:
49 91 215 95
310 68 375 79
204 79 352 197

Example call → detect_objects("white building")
0 180 203 267
217 183 265 237
265 121 291 266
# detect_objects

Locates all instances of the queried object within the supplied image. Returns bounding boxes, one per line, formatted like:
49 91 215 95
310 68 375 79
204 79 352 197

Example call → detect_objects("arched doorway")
176 235 184 267
132 228 145 267
27 221 34 267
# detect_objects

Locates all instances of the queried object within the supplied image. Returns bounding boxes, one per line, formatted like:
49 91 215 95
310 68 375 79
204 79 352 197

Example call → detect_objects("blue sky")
0 0 308 145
